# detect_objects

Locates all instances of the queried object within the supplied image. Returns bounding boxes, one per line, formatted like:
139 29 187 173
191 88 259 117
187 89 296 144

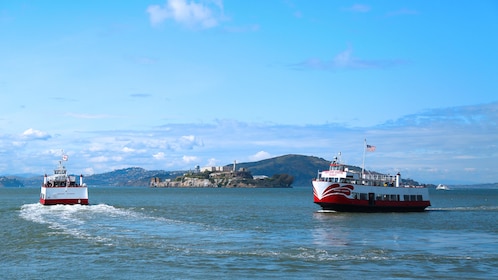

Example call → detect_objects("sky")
1 0 497 185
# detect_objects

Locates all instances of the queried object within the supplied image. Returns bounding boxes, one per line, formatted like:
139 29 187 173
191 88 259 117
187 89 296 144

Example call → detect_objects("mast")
361 139 366 178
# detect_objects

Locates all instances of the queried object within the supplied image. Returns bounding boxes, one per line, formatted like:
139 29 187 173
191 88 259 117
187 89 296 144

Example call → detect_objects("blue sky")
1 0 497 184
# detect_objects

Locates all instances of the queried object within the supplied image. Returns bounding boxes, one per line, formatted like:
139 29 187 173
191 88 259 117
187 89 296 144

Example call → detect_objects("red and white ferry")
40 153 88 205
313 150 430 212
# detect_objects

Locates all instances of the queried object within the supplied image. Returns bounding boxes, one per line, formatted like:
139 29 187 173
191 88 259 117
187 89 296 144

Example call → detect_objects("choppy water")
1 186 497 279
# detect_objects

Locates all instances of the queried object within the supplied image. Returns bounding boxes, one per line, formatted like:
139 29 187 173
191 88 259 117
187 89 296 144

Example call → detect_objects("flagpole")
361 139 366 178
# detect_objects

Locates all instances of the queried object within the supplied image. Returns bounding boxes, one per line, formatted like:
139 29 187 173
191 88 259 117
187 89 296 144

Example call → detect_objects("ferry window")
404 195 409 201
360 193 368 200
416 195 423 201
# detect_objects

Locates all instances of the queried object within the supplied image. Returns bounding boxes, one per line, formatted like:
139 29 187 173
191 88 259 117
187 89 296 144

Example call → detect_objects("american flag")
366 144 376 152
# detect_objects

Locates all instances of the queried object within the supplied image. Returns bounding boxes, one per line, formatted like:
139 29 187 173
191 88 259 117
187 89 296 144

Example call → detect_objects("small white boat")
436 184 450 191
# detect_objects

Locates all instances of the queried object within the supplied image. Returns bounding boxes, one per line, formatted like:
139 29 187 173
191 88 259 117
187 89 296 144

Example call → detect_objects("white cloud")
21 128 51 140
122 147 135 153
249 151 271 162
83 167 95 175
177 135 203 150
112 156 124 162
206 157 217 166
146 0 224 29
182 155 199 164
153 152 166 160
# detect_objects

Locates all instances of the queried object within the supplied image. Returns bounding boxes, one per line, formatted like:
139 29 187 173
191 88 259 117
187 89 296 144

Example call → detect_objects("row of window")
320 177 397 187
352 192 423 201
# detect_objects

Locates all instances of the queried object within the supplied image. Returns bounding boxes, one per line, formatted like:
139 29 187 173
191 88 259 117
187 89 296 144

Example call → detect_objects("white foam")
19 202 216 247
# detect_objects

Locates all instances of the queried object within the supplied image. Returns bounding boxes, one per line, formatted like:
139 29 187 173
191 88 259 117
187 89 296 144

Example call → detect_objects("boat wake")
427 206 498 211
316 210 338 213
19 203 214 247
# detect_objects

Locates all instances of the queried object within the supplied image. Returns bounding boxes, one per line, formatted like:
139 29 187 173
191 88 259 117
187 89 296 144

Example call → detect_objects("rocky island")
150 163 293 188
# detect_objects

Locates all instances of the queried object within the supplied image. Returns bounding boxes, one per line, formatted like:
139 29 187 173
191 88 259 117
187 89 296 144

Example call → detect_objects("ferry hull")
39 186 89 205
40 198 89 205
313 181 430 213
315 199 430 212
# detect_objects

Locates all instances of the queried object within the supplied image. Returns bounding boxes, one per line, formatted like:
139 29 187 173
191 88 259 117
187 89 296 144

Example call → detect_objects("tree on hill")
234 154 330 187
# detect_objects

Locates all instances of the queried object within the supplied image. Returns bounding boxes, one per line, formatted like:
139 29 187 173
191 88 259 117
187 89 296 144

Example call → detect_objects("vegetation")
234 154 329 186
162 170 294 188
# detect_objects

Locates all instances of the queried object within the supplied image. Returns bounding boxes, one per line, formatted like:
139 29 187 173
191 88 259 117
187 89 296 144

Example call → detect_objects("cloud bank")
2 102 498 184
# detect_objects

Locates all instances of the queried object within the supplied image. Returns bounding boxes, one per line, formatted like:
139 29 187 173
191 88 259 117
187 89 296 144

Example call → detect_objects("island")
150 162 293 188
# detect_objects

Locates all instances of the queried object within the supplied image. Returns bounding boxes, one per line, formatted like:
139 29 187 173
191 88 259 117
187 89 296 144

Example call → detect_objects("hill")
72 155 330 187
232 154 330 187
0 176 24 187
14 154 428 187
84 168 184 187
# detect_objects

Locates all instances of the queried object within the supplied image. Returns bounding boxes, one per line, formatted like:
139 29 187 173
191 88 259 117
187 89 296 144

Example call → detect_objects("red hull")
314 194 430 212
40 198 89 205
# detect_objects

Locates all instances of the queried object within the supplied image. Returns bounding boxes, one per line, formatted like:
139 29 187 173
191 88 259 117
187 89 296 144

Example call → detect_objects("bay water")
1 186 497 279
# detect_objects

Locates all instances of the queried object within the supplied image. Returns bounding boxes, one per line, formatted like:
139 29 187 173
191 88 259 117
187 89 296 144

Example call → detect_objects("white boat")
312 143 431 212
39 152 88 205
436 184 450 191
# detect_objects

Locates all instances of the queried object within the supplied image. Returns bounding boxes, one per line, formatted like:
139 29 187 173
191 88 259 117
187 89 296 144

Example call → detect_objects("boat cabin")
317 162 400 187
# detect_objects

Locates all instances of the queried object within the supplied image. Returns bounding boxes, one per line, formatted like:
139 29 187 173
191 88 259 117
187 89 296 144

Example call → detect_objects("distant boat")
436 184 450 191
312 146 431 212
39 152 88 205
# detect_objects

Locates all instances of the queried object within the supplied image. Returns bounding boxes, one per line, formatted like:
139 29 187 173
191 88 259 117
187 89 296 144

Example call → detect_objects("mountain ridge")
5 154 493 188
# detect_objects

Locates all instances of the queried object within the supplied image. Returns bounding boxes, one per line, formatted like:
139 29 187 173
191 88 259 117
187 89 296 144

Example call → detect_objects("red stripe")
314 194 430 209
40 199 89 205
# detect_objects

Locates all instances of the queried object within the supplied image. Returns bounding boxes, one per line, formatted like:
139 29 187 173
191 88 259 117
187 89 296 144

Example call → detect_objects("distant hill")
14 154 431 187
84 168 185 187
0 176 24 187
42 155 329 187
232 154 330 187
